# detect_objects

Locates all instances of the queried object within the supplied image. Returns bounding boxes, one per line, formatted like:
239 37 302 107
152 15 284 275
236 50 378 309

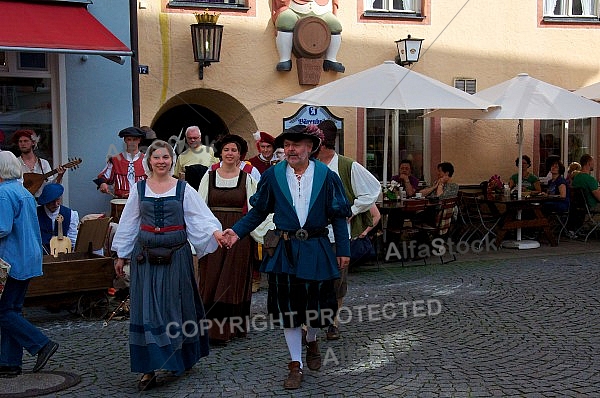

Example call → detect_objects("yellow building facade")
137 1 600 185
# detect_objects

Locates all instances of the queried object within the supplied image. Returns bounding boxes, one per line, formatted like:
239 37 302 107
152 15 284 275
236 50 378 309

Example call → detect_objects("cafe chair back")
460 193 500 250
572 187 600 242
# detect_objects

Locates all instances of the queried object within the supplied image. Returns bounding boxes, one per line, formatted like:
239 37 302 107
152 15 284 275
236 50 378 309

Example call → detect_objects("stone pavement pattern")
14 249 600 397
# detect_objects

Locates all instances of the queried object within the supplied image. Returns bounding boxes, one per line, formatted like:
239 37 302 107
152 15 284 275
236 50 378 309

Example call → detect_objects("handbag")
0 258 11 300
350 236 375 265
262 229 281 257
141 243 187 265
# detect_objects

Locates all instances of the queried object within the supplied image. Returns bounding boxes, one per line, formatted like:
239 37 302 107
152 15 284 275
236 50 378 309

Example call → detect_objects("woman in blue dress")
113 140 222 391
544 159 569 213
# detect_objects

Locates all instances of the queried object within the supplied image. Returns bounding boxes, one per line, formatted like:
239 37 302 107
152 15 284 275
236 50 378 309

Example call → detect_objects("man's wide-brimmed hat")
214 134 248 159
118 127 145 138
274 124 323 153
38 183 64 205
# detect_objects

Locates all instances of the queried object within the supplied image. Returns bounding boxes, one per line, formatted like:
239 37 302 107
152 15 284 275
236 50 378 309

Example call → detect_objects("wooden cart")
25 217 115 319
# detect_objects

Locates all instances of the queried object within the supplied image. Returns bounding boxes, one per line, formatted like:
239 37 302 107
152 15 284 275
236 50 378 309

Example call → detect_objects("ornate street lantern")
191 12 223 80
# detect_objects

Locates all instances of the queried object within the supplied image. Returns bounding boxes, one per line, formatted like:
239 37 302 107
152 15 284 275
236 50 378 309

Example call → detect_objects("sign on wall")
283 105 344 153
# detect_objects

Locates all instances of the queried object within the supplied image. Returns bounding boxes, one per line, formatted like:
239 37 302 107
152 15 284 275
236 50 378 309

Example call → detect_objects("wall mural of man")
271 0 345 73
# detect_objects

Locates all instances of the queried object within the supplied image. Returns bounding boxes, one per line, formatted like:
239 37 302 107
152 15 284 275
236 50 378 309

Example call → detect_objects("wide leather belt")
280 228 329 241
141 225 184 233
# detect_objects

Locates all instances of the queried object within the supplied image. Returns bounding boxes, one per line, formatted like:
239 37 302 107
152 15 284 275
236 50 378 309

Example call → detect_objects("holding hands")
215 229 239 249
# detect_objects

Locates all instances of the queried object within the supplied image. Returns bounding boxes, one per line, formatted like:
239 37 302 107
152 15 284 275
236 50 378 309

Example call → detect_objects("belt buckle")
295 229 308 241
154 226 161 232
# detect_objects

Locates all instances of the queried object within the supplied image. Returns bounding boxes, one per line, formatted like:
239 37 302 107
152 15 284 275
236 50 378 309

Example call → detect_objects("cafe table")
479 194 561 247
377 198 436 243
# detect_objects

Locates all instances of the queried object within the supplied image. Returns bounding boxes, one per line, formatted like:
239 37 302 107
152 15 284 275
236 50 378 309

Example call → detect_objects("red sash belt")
141 225 185 233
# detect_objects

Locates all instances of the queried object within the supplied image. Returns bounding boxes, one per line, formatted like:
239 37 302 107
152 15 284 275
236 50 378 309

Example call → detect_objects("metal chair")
460 194 500 250
416 197 458 264
572 187 600 242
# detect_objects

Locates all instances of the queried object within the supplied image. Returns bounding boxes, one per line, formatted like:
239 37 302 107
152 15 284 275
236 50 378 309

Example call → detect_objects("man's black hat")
274 124 323 153
118 127 145 138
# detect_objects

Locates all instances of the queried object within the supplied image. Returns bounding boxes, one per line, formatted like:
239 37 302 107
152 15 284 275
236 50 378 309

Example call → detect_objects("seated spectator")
572 154 600 210
542 155 561 184
391 159 419 197
419 162 459 199
567 161 581 185
37 183 79 254
509 155 541 192
543 159 569 213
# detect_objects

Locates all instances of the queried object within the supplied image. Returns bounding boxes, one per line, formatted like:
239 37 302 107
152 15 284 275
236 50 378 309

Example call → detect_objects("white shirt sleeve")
183 183 221 257
111 183 141 258
198 171 210 201
246 174 275 243
350 161 381 216
68 210 79 248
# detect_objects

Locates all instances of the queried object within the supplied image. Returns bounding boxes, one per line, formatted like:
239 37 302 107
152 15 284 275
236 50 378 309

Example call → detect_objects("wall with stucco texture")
137 1 600 183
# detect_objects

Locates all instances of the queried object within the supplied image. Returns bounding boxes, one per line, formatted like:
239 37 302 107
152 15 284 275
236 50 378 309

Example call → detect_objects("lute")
49 214 72 257
23 158 82 195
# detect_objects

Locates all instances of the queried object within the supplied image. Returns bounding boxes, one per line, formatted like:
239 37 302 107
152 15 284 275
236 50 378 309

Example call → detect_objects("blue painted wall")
65 2 134 216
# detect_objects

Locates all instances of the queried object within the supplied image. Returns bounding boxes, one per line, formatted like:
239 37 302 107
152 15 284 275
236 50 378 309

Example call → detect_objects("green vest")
337 155 374 239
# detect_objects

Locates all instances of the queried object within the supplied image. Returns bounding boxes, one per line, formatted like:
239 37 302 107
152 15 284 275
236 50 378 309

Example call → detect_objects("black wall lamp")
395 35 423 67
191 12 223 80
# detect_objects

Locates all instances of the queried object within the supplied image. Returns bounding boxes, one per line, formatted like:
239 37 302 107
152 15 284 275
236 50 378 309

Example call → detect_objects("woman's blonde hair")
568 161 582 173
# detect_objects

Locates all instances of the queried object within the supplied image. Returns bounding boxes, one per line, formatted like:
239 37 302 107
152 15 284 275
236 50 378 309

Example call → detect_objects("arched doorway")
149 88 258 157
151 104 227 149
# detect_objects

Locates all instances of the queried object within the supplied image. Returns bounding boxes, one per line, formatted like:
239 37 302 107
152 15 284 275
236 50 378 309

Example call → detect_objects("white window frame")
364 0 421 13
543 0 598 17
454 78 477 95
168 0 246 7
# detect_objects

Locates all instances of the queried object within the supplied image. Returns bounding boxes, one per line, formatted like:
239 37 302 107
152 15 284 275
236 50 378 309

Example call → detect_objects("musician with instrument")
14 129 65 198
94 127 146 199
37 183 79 255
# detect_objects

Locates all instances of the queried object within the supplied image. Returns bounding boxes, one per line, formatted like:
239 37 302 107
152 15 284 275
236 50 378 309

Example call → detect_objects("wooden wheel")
77 293 110 320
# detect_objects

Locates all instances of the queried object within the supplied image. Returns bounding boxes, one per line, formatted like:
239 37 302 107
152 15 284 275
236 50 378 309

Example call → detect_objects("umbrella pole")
502 119 540 250
517 119 523 241
382 110 390 184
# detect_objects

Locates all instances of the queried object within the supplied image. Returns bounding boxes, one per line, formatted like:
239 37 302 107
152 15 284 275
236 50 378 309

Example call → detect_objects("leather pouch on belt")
263 229 281 257
146 247 175 265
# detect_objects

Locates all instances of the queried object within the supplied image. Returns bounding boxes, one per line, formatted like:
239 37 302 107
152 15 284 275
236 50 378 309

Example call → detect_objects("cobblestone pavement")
16 248 600 397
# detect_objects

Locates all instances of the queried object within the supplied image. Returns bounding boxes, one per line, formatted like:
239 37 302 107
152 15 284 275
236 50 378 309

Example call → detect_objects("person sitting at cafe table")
508 155 541 192
567 161 581 185
391 159 419 198
37 183 79 254
418 162 459 199
542 159 569 213
572 154 600 210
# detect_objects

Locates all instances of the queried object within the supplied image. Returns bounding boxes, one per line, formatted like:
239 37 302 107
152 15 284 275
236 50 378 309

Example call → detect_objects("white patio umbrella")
574 81 600 101
424 73 600 248
279 61 495 182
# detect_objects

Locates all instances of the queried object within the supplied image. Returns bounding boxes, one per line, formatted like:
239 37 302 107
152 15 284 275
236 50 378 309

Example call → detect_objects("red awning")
0 1 132 56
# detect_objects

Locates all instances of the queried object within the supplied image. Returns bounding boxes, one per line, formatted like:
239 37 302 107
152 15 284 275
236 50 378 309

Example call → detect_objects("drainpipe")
130 0 140 127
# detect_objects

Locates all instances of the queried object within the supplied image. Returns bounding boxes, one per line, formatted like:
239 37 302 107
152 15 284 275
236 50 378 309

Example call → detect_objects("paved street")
14 243 600 397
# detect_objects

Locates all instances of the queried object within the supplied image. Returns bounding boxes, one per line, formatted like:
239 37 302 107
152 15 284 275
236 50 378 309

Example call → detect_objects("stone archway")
150 88 258 156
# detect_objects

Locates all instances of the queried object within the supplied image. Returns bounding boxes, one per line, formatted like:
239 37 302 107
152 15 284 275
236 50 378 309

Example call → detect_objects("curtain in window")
402 0 415 11
580 0 594 15
544 0 559 15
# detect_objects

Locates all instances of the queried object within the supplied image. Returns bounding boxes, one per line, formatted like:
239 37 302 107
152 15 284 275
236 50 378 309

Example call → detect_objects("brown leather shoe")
306 340 322 370
326 325 340 340
283 361 303 389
